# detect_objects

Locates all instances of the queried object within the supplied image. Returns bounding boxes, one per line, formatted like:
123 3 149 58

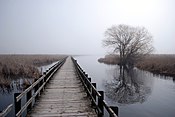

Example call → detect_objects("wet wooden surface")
28 57 97 117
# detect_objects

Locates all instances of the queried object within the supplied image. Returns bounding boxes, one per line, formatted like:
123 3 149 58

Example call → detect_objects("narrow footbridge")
0 56 118 117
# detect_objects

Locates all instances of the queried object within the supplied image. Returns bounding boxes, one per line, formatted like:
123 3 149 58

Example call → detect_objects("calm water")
74 55 175 117
0 62 56 117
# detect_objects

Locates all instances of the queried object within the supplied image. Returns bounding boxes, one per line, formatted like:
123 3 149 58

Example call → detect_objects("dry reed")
136 54 175 76
98 54 175 76
0 54 67 78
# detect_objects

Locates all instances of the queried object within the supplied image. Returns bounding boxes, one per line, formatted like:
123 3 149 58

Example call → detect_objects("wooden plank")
28 57 97 117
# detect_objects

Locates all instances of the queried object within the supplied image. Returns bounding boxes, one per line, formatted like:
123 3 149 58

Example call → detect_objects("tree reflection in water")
105 66 153 105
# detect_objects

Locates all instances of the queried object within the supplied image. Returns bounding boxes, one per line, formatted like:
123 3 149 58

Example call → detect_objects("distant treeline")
0 55 67 78
98 54 175 77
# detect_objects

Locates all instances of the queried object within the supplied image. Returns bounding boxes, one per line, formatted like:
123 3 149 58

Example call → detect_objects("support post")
110 106 119 117
98 91 104 117
74 60 77 63
34 79 39 99
92 83 96 107
43 72 46 75
88 78 91 90
14 93 21 116
87 78 91 96
84 74 88 87
27 90 32 111
41 79 44 92
38 82 41 96
85 74 88 77
43 72 47 82
88 78 91 82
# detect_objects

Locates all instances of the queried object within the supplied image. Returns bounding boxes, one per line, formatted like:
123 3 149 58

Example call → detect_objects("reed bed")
98 54 119 65
0 55 67 78
98 54 175 77
136 54 175 76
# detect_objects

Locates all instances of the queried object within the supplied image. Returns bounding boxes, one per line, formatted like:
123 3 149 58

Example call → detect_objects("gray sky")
0 0 175 55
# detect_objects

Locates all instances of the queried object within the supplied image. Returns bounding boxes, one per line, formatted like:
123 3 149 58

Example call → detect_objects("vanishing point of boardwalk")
28 57 97 117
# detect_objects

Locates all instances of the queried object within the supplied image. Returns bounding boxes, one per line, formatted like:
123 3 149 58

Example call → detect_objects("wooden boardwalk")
28 57 97 117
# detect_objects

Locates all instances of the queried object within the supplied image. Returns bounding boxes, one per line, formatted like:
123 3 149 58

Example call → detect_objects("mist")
0 0 175 55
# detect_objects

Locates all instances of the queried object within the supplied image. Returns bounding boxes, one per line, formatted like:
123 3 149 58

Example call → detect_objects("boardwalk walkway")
28 57 97 117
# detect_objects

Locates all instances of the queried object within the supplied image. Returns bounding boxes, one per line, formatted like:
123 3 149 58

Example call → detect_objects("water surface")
0 62 56 117
75 55 175 117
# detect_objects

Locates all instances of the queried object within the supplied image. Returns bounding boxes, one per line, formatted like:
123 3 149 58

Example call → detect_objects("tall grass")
98 54 175 76
0 55 67 78
98 54 119 65
136 54 175 76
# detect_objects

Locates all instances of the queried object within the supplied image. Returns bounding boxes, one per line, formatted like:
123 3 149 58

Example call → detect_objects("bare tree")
103 24 154 67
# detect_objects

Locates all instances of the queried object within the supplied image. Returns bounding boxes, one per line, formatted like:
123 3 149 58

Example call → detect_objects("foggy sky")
0 0 175 55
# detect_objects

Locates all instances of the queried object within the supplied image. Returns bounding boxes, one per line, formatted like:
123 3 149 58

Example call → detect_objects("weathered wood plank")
28 57 97 117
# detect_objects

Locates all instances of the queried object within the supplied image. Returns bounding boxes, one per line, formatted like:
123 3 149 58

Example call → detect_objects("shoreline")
98 54 175 77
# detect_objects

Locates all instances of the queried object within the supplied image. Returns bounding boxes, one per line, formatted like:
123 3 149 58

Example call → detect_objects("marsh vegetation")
98 54 175 77
0 55 67 79
136 54 175 76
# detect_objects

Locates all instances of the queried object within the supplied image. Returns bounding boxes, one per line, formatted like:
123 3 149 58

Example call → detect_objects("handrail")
76 62 101 97
0 104 13 117
16 61 59 102
71 57 118 117
14 57 67 117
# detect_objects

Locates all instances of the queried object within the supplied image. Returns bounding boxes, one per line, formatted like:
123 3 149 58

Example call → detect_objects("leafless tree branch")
103 24 154 67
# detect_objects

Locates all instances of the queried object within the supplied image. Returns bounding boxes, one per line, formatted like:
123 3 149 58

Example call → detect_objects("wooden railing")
13 57 67 117
71 57 118 117
0 104 13 117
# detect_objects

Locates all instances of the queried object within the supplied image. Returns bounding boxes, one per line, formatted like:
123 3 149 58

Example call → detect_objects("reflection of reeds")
0 55 67 78
0 75 35 93
0 76 11 87
0 75 13 93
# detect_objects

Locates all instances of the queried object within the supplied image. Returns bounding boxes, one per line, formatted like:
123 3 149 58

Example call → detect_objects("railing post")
14 93 21 116
87 78 91 96
83 73 87 86
27 90 32 111
98 91 104 117
43 72 49 83
85 73 88 77
34 79 39 99
41 79 45 92
43 72 46 75
85 74 88 85
38 82 41 96
88 78 91 82
44 74 47 82
82 73 85 81
92 83 96 107
88 78 91 91
110 106 119 117
72 57 119 117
